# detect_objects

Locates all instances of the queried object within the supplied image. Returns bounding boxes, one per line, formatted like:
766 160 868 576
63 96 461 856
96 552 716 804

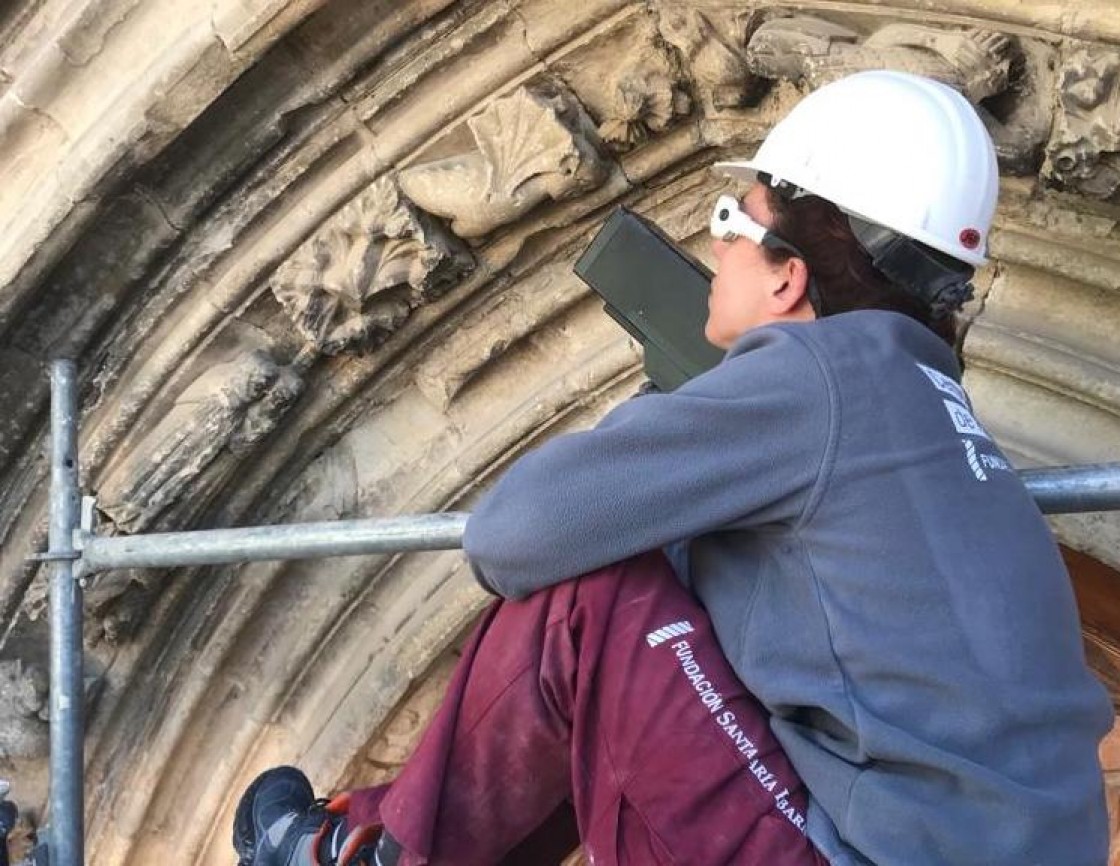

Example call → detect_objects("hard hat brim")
712 160 761 183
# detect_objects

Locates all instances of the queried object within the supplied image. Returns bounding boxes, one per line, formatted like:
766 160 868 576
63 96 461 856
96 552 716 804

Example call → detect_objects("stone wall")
0 1 1118 862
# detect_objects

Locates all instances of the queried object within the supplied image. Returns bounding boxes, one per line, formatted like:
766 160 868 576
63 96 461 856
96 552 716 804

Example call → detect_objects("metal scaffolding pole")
74 512 469 577
60 462 1120 578
48 360 83 866
1019 463 1120 514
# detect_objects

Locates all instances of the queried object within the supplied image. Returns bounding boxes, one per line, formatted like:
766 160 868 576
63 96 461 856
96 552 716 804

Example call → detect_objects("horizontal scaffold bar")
74 512 469 577
1019 463 1120 515
70 463 1120 577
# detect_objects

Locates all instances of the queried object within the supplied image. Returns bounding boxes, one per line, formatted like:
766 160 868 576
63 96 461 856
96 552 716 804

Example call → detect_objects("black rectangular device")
573 207 724 391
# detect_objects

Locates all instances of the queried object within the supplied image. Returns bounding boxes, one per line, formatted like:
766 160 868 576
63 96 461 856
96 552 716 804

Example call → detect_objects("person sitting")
231 70 1113 866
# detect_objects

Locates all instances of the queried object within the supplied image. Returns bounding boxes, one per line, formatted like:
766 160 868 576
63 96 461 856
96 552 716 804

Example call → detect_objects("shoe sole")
232 765 314 865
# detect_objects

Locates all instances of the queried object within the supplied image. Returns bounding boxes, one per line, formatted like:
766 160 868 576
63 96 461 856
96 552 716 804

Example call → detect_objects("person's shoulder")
703 321 830 391
785 310 959 376
724 319 819 358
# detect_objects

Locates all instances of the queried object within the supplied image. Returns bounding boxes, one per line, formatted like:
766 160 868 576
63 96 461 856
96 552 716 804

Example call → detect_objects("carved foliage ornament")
271 177 473 354
398 86 609 238
744 15 1075 178
598 71 689 149
547 11 690 151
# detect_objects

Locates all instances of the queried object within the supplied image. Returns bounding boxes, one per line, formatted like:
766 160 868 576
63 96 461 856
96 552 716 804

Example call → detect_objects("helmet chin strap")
847 215 976 319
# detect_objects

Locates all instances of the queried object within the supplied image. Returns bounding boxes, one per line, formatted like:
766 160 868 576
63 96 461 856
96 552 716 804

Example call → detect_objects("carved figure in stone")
97 350 307 534
397 86 608 238
658 8 764 110
747 17 1013 104
0 661 48 760
980 40 1057 176
271 177 473 353
597 71 688 149
1044 47 1120 201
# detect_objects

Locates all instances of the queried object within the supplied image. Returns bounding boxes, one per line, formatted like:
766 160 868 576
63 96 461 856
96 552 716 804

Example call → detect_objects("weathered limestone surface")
0 2 1119 864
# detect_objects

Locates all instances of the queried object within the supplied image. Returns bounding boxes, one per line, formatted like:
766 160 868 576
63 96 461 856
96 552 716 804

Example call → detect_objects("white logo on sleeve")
962 439 988 481
942 399 990 441
646 620 694 647
917 362 969 406
914 362 1011 483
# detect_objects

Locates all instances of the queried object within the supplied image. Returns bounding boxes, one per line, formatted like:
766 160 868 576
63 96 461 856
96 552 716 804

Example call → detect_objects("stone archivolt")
0 3 1118 864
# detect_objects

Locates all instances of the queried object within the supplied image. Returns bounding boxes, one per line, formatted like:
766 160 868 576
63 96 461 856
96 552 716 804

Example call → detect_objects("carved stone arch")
1 1 1119 863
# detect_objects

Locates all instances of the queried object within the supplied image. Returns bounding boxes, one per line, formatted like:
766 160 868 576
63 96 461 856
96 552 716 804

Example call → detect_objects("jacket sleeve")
462 326 835 598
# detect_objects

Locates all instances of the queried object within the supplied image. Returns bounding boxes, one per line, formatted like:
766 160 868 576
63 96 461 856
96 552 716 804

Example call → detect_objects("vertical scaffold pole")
49 360 83 866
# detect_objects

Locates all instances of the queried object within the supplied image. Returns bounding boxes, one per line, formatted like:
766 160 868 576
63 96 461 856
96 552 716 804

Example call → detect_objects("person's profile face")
705 185 788 347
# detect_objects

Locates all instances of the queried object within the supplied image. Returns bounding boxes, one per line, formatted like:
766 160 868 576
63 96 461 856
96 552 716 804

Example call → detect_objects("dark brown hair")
763 187 957 346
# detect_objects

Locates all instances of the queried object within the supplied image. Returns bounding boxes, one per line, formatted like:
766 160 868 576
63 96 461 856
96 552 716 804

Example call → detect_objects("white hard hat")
714 70 998 267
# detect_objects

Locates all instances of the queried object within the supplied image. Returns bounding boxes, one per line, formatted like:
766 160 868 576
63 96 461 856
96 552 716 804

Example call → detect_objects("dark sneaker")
233 766 331 866
232 767 381 866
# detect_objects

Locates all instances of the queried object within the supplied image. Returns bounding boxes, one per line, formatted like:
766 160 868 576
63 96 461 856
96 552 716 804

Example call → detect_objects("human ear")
768 256 811 315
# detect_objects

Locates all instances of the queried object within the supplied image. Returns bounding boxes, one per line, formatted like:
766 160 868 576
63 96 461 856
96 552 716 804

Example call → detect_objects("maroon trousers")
345 552 827 865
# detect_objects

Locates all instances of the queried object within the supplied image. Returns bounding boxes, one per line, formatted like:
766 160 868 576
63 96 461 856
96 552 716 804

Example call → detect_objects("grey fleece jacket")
462 310 1113 865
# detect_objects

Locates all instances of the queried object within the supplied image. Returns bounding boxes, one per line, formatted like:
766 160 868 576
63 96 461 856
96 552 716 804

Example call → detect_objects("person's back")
685 310 1114 864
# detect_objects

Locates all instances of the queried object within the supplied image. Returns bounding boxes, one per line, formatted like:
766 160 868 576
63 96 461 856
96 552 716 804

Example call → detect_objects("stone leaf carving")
97 350 306 534
1044 47 1120 201
747 17 1014 104
397 86 609 238
547 12 690 152
658 8 764 110
598 71 690 149
271 177 473 354
0 660 48 760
